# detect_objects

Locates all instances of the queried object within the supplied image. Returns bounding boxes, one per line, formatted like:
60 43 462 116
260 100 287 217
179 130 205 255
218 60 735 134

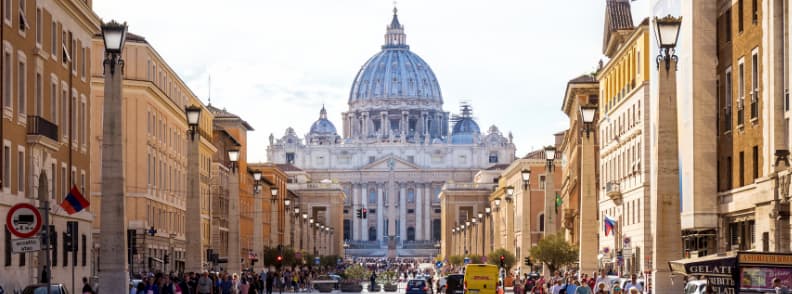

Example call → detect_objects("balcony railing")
27 116 59 141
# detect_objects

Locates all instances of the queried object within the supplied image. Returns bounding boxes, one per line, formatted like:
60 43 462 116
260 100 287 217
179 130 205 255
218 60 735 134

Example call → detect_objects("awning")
669 254 737 292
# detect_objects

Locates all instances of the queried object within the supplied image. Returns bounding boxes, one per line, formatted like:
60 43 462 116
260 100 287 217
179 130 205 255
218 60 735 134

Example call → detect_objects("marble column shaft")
227 169 241 274
377 184 384 243
424 184 432 240
353 184 360 240
579 133 598 274
185 135 202 272
400 184 407 242
416 185 423 240
362 183 369 241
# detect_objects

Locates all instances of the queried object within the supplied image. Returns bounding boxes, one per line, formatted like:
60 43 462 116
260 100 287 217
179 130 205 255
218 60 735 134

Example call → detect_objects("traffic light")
276 255 283 263
66 221 78 252
524 257 532 267
164 254 170 264
362 208 367 218
63 232 73 253
500 255 505 268
356 209 362 219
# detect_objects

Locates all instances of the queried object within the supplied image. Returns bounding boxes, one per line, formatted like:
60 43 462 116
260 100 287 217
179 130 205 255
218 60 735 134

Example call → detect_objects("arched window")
369 226 377 241
407 188 415 203
407 227 415 241
539 213 545 232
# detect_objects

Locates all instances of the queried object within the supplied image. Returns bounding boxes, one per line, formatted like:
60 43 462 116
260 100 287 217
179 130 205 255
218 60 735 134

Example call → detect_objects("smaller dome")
450 103 480 144
309 106 338 135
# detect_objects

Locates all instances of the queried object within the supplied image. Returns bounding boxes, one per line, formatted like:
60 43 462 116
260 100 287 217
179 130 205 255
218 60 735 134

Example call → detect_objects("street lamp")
521 169 531 190
494 198 501 211
579 105 597 138
185 105 201 141
544 146 556 172
505 186 515 203
227 149 240 172
271 186 279 202
99 19 129 293
284 199 291 207
654 15 682 71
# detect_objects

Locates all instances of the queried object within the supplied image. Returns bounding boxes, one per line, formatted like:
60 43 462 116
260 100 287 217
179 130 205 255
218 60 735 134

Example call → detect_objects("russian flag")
604 215 617 236
60 185 89 214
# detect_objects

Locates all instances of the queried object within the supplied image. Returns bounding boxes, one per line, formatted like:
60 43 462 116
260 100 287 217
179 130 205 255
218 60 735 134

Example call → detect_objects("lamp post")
309 218 316 255
227 148 242 274
478 212 485 256
284 198 291 248
270 185 281 247
651 14 684 292
292 207 300 249
472 217 478 257
485 207 493 252
578 104 599 275
302 213 308 252
184 104 203 273
542 145 557 276
465 221 471 256
99 20 129 293
251 170 264 272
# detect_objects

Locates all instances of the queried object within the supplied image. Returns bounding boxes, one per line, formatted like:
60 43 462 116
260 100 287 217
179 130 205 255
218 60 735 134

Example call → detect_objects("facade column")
400 184 407 244
352 184 360 240
362 183 369 241
227 169 241 274
377 183 384 244
416 184 423 240
424 184 432 240
579 131 598 274
401 111 409 137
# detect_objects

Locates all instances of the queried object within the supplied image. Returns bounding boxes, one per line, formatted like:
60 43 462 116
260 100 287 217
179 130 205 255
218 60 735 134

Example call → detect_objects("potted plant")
381 270 398 292
341 264 368 292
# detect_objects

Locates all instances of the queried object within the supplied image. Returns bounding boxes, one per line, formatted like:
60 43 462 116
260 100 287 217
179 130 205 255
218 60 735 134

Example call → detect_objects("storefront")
669 252 792 293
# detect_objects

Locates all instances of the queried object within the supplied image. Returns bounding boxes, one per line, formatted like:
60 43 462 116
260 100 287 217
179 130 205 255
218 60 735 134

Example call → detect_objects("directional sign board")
5 203 42 238
11 238 41 253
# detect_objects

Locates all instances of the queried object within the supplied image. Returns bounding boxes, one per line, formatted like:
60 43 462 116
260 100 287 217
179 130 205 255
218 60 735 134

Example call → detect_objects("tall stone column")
362 183 369 241
227 169 241 274
352 184 360 240
544 169 557 236
416 185 423 240
99 49 129 293
401 111 409 138
186 130 202 272
377 184 384 244
579 131 598 274
400 184 407 244
425 184 432 240
651 58 683 292
253 190 263 272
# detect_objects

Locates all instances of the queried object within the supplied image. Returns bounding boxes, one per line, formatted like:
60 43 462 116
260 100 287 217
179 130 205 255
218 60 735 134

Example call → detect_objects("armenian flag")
60 185 89 214
604 215 617 236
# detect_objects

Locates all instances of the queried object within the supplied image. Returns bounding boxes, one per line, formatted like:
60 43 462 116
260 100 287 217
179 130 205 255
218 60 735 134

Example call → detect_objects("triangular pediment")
360 155 420 170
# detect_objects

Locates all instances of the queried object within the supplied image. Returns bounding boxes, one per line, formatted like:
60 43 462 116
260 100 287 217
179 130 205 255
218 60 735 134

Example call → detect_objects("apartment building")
1 0 99 290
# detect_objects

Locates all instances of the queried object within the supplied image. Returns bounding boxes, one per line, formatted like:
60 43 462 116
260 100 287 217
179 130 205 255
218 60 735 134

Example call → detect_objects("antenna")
208 75 212 105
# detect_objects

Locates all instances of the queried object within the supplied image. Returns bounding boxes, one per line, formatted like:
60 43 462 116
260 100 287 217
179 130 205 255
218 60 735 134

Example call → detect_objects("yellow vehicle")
462 264 499 294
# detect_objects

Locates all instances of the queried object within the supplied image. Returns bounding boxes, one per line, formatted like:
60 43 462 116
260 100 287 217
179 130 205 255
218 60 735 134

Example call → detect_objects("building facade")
596 1 653 275
89 32 215 274
1 0 99 290
266 8 515 257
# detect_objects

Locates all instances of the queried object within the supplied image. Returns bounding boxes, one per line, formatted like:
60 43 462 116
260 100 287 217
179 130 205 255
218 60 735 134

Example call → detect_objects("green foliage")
467 254 483 264
344 264 370 282
320 255 340 267
487 248 517 270
378 270 398 284
448 255 464 266
262 247 297 267
529 233 578 273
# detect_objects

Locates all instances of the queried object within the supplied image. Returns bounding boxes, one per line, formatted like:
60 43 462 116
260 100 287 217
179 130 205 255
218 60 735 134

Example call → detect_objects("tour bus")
462 264 498 294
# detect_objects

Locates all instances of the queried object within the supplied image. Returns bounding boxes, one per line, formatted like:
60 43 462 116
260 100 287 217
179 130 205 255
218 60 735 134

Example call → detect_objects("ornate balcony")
606 181 622 204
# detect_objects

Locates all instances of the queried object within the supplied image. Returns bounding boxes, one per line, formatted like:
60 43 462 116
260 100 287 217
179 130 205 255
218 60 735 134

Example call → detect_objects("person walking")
82 277 96 294
197 272 214 294
265 272 274 294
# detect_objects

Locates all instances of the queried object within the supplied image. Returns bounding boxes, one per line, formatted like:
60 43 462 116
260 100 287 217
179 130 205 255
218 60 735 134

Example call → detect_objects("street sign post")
5 203 43 238
11 238 41 253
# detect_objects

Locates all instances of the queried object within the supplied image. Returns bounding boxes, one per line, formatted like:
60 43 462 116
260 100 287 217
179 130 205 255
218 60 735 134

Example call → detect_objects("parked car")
21 283 69 294
406 278 432 294
445 274 465 294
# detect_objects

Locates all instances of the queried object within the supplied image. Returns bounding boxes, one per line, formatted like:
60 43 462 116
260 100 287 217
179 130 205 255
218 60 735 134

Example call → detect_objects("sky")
94 0 649 163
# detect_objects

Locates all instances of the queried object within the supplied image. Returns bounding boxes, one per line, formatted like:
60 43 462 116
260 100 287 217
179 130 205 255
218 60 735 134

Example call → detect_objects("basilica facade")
267 9 515 256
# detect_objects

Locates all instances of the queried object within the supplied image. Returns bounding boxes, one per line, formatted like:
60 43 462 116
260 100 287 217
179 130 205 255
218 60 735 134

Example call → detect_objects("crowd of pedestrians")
505 271 644 294
129 267 326 294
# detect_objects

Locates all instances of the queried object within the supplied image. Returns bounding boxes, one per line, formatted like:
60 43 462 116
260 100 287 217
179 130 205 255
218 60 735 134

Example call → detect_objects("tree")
529 233 578 273
344 264 370 283
448 255 464 266
487 248 516 270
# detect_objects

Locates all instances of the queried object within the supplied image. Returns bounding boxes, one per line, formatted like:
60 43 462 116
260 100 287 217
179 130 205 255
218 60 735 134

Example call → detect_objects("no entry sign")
5 203 43 238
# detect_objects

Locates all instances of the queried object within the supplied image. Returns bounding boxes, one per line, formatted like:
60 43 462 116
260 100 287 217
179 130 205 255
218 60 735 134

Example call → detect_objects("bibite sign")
5 203 43 238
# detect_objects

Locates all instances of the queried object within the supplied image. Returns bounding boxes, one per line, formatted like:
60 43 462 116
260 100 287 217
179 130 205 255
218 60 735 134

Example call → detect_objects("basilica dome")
309 106 337 135
348 8 442 106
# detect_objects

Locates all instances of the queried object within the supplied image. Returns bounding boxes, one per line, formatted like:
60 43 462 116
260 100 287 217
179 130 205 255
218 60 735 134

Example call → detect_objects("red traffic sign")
5 203 43 238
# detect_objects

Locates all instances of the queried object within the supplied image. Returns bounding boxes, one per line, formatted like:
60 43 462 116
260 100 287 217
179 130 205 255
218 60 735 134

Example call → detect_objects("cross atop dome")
319 104 328 119
384 6 408 49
